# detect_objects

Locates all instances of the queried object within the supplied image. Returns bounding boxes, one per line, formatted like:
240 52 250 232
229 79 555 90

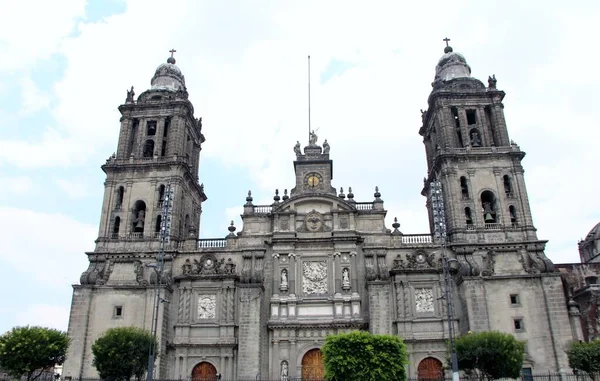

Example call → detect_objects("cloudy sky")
0 0 598 333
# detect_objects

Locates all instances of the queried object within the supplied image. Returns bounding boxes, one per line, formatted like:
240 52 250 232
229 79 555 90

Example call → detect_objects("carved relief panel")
414 288 434 313
197 294 216 319
302 261 328 295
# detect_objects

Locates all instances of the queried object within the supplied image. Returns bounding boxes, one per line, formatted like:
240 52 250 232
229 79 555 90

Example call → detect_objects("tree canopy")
91 326 156 381
321 330 408 381
454 330 525 380
0 326 70 381
566 339 600 380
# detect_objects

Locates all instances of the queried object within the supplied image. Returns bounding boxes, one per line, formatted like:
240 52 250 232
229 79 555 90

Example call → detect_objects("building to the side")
63 45 583 381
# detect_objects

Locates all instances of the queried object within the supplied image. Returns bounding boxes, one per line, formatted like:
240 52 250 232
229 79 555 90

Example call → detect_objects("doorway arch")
191 361 217 381
301 348 325 380
417 357 443 380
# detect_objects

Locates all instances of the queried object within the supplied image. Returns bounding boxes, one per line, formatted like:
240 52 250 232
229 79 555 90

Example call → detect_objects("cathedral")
62 45 587 381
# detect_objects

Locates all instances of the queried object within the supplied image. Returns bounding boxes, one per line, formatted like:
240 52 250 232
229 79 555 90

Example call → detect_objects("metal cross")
169 49 177 58
443 37 451 47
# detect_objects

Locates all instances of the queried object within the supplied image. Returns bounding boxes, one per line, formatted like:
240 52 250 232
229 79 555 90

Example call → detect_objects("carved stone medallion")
197 294 216 319
302 261 328 294
414 288 434 313
305 210 323 232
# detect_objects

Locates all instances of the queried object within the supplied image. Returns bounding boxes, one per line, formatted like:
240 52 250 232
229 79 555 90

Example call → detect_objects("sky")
0 0 598 333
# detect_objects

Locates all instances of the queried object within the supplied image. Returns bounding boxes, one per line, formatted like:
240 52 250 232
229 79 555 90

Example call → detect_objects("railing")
198 238 227 248
484 223 503 230
129 232 143 238
157 201 164 208
253 205 272 214
441 146 518 155
355 202 374 210
466 224 476 230
505 192 515 198
401 234 433 244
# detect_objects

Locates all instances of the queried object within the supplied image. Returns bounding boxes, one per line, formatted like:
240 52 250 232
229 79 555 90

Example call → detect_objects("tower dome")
433 45 472 83
150 54 186 91
579 222 600 263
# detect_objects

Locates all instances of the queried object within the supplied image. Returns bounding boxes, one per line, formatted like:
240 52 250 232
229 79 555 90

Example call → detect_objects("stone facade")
63 48 583 380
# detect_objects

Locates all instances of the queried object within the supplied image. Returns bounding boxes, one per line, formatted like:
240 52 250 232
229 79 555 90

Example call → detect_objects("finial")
273 189 281 203
167 48 177 64
245 190 253 205
443 37 453 53
374 186 381 199
282 189 289 201
338 187 345 199
228 220 237 236
347 187 354 201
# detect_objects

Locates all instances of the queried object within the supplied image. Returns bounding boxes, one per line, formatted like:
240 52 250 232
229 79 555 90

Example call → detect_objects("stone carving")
488 74 497 89
280 269 288 291
322 139 330 154
392 254 405 270
294 141 301 155
302 261 328 294
95 260 113 286
305 210 323 232
342 268 350 290
181 256 236 276
377 255 390 280
197 294 216 319
470 130 482 147
133 260 148 286
365 257 378 281
309 129 318 145
481 251 496 276
415 288 434 313
339 217 348 229
182 258 193 274
406 251 436 270
281 361 289 381
341 253 350 264
224 258 236 274
280 217 289 231
126 86 135 103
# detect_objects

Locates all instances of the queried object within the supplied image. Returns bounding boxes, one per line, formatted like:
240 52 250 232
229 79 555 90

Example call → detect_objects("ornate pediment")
180 254 237 277
297 209 332 232
391 250 441 273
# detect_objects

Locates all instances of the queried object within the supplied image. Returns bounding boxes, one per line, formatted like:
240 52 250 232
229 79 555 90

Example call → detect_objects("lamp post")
147 183 174 381
430 180 460 381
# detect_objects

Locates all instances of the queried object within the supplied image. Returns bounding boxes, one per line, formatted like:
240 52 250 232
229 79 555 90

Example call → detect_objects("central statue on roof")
309 129 318 146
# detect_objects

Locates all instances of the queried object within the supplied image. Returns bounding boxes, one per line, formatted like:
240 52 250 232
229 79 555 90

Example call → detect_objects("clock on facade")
305 172 323 188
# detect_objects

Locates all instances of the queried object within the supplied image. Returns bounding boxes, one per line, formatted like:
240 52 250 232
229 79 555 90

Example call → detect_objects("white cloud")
0 175 33 195
19 76 51 116
55 177 90 199
13 304 70 331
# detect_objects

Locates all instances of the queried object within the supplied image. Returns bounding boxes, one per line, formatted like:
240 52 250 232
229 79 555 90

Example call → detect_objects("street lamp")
430 180 460 381
146 183 174 381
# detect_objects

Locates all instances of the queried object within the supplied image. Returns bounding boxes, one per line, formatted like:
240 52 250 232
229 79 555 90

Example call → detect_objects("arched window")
509 205 518 226
116 186 124 209
146 121 157 136
469 128 482 147
132 200 146 234
155 215 162 234
481 190 497 223
112 217 121 238
465 207 473 226
184 214 190 236
460 176 469 199
158 185 165 205
143 140 154 158
503 175 513 197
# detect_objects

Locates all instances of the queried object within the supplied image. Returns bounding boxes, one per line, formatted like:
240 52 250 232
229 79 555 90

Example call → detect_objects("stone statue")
470 130 481 147
342 268 350 285
225 258 236 274
420 109 427 123
322 139 330 154
488 74 497 89
182 259 193 275
281 361 289 381
126 86 135 103
309 130 318 145
281 269 288 285
293 141 301 155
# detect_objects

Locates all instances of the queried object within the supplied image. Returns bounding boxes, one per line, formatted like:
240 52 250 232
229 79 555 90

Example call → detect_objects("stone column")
117 117 131 158
273 253 280 293
350 252 358 292
492 168 505 225
272 340 281 379
289 253 297 295
492 103 510 146
477 108 492 146
124 181 134 235
458 108 470 147
290 339 297 378
333 252 341 294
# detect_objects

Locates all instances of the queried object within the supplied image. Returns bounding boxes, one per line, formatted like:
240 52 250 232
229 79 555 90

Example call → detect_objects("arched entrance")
417 357 443 380
301 348 325 380
192 362 217 381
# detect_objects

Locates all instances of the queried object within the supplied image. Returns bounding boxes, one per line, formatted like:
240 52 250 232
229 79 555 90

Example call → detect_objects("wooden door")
417 357 443 380
192 362 217 381
302 348 325 380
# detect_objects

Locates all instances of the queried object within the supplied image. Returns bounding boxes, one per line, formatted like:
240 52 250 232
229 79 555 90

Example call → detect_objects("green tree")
454 331 525 380
92 327 156 381
566 339 600 380
321 330 408 381
0 326 70 381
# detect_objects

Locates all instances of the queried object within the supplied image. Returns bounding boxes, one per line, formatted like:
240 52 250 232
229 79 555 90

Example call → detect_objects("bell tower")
420 41 538 244
95 52 207 250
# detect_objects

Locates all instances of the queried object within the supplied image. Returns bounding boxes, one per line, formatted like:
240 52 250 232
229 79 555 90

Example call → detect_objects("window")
158 184 165 204
132 200 147 233
112 217 121 239
163 118 170 137
510 294 520 306
481 191 497 223
509 206 518 226
155 215 162 234
146 121 157 136
451 107 460 128
465 207 473 226
143 139 155 158
522 367 533 381
514 318 524 331
114 306 123 318
503 175 513 197
116 186 124 208
160 140 167 156
466 109 477 125
460 176 469 199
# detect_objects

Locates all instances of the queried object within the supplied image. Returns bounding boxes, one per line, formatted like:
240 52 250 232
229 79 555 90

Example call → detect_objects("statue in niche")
322 139 330 154
182 259 193 275
309 129 318 145
126 86 135 103
281 361 289 381
134 210 145 231
293 141 301 155
470 130 482 147
280 269 288 291
342 268 350 288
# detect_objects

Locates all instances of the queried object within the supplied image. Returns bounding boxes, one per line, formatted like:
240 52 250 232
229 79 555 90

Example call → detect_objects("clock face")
305 172 323 188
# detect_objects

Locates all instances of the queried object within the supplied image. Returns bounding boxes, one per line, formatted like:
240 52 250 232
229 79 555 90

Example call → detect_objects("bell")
484 213 494 223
